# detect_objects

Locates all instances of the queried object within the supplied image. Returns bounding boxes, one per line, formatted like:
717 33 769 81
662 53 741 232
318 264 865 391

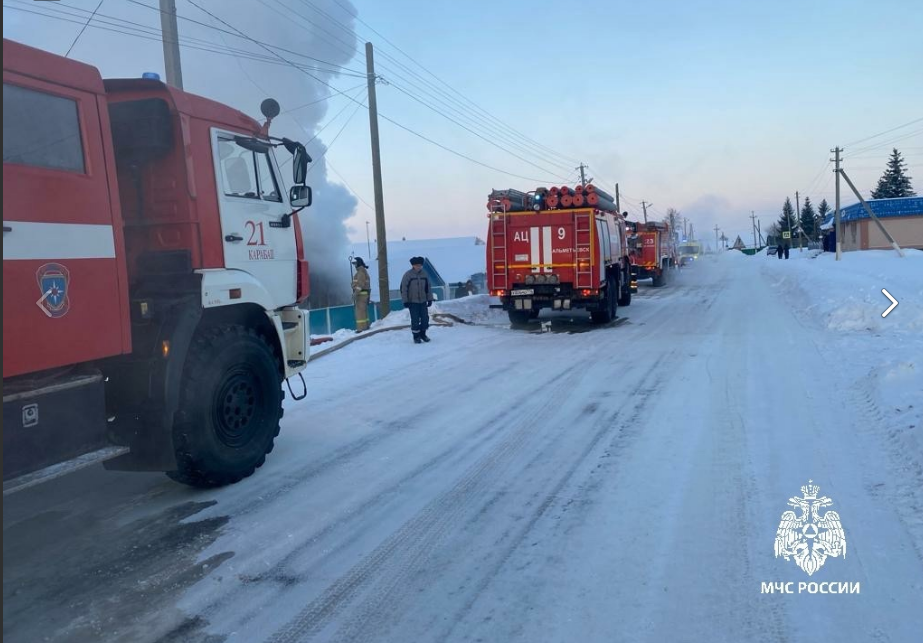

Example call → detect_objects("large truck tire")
618 287 632 307
508 309 532 326
167 325 283 487
591 278 617 324
652 271 665 287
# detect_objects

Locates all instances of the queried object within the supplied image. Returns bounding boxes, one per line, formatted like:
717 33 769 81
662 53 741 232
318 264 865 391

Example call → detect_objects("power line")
846 128 923 158
281 0 578 176
305 97 365 175
385 80 572 182
186 0 560 183
63 0 103 57
843 116 923 148
5 2 367 77
282 82 366 115
323 0 582 167
326 160 375 212
124 0 367 75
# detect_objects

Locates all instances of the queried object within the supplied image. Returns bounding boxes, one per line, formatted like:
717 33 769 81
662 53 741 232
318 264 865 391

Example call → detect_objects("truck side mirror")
293 144 310 185
290 184 312 208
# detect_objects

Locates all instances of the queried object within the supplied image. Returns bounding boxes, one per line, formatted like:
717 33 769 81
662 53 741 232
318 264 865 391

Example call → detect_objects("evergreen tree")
800 197 817 240
778 197 797 241
816 199 830 241
871 148 916 198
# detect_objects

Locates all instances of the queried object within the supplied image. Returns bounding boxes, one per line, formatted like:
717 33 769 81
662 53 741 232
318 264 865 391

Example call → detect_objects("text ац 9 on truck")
2 39 316 493
486 185 635 326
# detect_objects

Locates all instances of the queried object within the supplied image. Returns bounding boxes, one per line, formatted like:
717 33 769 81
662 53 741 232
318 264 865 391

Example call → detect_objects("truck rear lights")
491 289 507 297
161 340 171 359
581 289 593 296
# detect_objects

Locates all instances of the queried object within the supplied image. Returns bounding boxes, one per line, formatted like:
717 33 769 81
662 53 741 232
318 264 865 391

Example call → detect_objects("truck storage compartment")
2 370 109 481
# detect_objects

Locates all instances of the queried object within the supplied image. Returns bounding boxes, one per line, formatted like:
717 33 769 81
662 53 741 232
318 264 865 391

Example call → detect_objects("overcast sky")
5 0 922 249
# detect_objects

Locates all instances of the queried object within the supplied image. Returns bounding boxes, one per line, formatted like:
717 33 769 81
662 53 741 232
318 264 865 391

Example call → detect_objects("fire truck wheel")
618 287 632 307
508 310 532 326
167 325 282 487
652 272 665 287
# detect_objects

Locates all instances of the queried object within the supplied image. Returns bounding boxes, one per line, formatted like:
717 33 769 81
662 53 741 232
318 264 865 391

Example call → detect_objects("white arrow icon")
881 289 898 318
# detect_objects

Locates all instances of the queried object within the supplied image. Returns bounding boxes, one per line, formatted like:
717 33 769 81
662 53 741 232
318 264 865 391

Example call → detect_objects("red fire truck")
487 189 633 325
2 39 314 491
627 220 676 287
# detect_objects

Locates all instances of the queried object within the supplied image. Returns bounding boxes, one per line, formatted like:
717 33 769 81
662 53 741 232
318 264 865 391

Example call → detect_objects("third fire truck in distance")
487 185 633 325
627 220 677 287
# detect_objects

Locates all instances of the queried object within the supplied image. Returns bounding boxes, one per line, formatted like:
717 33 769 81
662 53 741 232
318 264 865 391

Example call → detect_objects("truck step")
282 321 298 330
287 360 306 368
3 446 129 496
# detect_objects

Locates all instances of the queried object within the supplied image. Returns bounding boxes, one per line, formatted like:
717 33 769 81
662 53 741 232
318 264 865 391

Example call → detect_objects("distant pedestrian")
465 279 477 295
401 256 433 343
351 257 371 332
777 245 783 259
784 244 790 260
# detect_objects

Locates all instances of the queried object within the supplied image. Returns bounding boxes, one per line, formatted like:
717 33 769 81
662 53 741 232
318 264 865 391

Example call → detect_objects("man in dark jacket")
401 256 433 343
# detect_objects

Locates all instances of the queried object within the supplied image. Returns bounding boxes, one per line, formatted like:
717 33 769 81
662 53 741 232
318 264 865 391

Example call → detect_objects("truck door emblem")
35 263 71 318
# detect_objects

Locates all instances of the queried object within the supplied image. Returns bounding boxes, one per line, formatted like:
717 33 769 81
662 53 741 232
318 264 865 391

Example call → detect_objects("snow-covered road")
4 252 922 643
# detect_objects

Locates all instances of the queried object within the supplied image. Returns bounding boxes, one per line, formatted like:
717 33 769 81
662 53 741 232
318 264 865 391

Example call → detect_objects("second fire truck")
487 185 633 325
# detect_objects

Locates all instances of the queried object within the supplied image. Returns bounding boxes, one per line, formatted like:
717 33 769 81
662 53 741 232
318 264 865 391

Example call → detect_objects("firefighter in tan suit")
352 257 371 332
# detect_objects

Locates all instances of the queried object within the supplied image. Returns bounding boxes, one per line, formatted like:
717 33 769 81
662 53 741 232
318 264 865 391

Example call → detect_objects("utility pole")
159 0 184 89
795 190 803 250
641 201 651 224
683 217 688 239
832 146 842 261
577 163 587 187
366 42 390 315
615 183 621 213
838 167 905 257
750 211 757 248
714 224 719 254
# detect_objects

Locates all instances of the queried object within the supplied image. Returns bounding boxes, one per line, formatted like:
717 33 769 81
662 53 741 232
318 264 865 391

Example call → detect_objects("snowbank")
762 249 923 464
763 249 923 333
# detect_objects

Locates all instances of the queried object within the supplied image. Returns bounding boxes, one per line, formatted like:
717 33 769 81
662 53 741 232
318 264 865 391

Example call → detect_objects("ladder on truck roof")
490 206 509 290
574 210 593 289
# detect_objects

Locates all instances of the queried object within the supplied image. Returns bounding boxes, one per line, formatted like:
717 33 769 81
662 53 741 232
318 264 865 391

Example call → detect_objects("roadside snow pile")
372 295 508 328
880 360 922 456
432 294 509 325
764 249 923 333
763 249 923 464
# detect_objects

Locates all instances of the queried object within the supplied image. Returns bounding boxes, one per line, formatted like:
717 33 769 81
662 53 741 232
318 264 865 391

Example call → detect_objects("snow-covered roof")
821 196 923 228
349 236 487 299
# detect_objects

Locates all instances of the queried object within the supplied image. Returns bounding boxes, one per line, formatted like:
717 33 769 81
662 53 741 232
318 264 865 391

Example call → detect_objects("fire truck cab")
3 39 312 491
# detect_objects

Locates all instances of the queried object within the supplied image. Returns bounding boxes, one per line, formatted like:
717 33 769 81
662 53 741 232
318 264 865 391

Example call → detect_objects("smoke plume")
3 0 360 306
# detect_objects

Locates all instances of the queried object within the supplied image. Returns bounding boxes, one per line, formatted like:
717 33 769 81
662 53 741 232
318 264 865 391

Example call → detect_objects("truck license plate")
511 289 534 296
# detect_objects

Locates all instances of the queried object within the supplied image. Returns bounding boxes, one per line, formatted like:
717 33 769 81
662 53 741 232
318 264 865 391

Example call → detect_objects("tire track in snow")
263 362 592 643
423 352 677 643
199 361 586 631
